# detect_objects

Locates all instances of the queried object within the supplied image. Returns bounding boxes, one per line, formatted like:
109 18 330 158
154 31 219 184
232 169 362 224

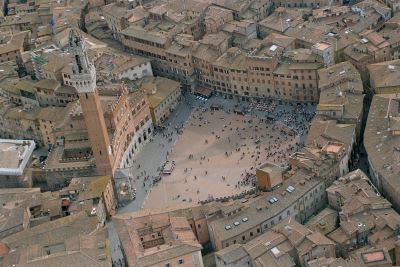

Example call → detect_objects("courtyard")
144 107 300 209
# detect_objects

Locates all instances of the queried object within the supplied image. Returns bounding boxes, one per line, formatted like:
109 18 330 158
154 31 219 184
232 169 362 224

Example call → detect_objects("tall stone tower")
67 29 114 175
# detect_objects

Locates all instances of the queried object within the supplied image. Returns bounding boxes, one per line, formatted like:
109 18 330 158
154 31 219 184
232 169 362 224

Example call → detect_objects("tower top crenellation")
67 29 97 94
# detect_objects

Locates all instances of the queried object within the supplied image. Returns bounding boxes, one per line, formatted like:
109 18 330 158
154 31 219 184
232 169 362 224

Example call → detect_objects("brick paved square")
144 108 300 208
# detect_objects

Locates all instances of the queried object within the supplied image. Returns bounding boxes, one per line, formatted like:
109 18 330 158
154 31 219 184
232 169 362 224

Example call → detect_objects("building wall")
119 119 152 169
205 8 234 34
300 244 336 267
0 20 39 38
163 48 196 89
208 49 320 101
38 167 97 190
343 54 372 83
42 69 61 81
122 25 322 102
20 95 39 108
151 87 181 126
249 0 272 21
55 92 78 106
38 119 55 147
316 106 344 121
381 173 400 212
112 92 153 170
114 61 153 81
62 114 90 134
209 59 319 102
0 49 21 63
339 131 356 176
0 220 23 239
256 169 276 191
36 88 60 107
272 0 342 8
211 62 249 98
366 155 382 192
121 34 168 62
372 85 400 95
88 0 105 8
195 217 210 245
224 224 262 249
102 177 115 218
122 34 201 88
0 116 42 146
242 56 277 98
102 5 127 41
96 197 107 225
0 89 21 105
151 250 204 267
194 55 217 90
182 18 205 41
0 173 31 188
215 253 250 267
211 180 326 250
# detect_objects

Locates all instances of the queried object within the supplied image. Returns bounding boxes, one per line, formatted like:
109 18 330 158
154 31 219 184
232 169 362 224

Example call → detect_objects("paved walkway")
117 95 193 213
114 93 315 213
108 94 316 265
144 108 299 208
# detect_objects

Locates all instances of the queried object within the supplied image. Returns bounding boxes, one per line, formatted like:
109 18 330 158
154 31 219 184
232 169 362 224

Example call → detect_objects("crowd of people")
249 99 277 113
273 104 315 137
236 172 256 188
178 108 300 193
247 99 315 139
132 94 317 208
